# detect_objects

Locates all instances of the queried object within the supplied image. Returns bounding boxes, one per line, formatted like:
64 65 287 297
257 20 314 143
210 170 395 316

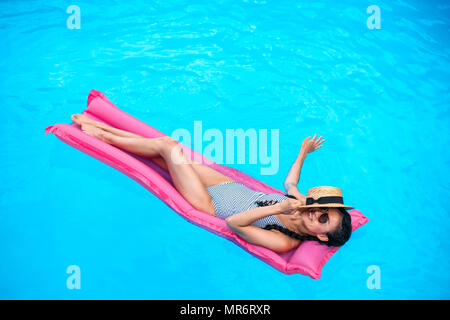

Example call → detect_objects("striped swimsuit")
206 182 288 229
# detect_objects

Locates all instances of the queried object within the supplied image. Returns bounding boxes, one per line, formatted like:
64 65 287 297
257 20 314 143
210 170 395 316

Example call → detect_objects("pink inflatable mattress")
45 89 369 279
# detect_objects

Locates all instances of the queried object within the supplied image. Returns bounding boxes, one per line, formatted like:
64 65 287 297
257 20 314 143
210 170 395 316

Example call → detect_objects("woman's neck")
276 211 309 236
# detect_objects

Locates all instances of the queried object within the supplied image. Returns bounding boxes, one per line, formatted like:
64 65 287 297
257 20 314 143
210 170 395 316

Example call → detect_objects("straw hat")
298 186 354 210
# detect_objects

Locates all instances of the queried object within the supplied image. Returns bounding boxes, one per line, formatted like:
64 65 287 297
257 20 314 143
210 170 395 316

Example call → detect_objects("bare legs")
71 114 142 138
71 114 223 215
72 114 167 159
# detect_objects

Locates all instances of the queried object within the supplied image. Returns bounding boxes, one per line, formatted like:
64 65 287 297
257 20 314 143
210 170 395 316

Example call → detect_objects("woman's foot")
72 113 140 141
71 114 106 130
72 113 93 125
81 123 110 142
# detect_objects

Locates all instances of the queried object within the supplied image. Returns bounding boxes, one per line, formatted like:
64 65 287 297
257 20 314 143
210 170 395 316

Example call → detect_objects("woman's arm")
283 151 307 202
226 202 284 228
283 134 324 201
225 200 303 253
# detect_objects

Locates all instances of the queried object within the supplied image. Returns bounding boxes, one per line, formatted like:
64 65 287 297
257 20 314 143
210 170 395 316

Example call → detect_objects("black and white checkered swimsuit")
206 182 288 229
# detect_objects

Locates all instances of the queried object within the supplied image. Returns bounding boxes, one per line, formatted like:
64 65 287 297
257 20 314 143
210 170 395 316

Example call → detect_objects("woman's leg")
157 138 217 214
81 124 216 215
73 114 235 188
151 157 235 187
72 114 143 138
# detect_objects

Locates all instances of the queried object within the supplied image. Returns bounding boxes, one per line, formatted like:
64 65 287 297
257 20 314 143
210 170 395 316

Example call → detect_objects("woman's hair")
255 196 352 247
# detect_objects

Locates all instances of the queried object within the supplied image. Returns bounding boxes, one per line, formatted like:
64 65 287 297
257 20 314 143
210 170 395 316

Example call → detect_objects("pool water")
1 0 449 299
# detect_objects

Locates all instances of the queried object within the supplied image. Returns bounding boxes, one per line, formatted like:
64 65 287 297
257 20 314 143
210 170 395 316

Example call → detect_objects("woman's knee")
160 138 190 164
157 136 179 151
146 136 177 155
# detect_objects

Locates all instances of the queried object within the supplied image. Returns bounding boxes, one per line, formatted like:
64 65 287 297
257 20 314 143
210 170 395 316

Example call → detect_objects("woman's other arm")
225 199 303 253
283 134 325 202
283 151 307 202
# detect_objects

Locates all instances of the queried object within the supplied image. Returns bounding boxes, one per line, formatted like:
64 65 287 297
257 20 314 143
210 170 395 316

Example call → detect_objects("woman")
71 114 353 253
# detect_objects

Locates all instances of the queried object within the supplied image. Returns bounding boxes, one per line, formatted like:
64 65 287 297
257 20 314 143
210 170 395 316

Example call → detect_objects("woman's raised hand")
277 198 305 215
300 134 325 155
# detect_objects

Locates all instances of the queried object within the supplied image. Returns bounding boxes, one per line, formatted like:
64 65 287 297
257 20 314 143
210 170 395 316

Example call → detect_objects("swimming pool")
0 0 449 299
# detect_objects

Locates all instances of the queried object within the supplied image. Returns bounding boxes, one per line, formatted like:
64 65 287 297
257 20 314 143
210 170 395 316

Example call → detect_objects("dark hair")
255 196 352 247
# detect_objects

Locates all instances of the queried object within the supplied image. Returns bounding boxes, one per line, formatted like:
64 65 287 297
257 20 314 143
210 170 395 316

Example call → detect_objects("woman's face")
299 207 343 241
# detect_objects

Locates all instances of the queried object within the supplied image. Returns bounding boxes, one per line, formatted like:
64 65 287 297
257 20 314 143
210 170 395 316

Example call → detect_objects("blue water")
1 0 449 299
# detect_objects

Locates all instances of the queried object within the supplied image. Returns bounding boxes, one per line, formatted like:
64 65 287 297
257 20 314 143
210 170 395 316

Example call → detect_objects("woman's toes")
72 114 94 126
71 114 82 124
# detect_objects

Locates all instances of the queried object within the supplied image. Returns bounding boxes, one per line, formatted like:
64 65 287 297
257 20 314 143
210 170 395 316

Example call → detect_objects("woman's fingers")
303 135 325 151
314 137 325 150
